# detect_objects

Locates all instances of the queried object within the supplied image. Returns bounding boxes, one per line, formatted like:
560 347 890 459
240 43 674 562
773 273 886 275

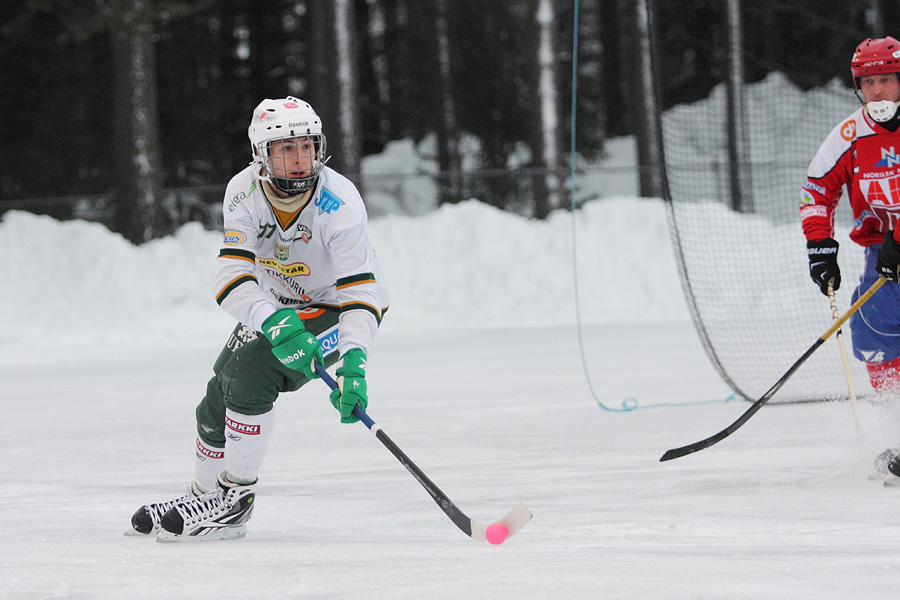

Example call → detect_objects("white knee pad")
223 408 276 484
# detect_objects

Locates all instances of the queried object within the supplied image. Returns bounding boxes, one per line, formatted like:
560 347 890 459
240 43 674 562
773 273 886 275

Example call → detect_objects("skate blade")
123 528 154 537
156 524 247 543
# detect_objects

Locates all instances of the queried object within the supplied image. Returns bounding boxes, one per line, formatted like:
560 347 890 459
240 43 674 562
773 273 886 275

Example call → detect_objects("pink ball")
485 523 508 545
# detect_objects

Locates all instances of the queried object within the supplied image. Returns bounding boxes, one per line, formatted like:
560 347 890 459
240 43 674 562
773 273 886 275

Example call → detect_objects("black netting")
663 73 870 403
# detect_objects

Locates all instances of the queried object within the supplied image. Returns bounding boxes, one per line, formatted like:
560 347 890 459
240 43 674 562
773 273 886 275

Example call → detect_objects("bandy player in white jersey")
802 38 900 482
129 97 390 541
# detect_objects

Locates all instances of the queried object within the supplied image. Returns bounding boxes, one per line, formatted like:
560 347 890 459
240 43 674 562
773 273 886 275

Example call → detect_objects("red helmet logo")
283 101 298 109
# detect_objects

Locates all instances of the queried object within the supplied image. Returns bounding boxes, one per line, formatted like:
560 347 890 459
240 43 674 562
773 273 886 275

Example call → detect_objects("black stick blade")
658 339 826 462
660 430 730 461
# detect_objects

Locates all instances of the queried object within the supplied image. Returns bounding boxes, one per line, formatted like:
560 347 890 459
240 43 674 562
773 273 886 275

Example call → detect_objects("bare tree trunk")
434 0 461 205
365 0 391 145
110 0 164 244
533 0 560 219
308 0 362 189
619 0 664 198
334 0 362 185
572 0 605 154
725 0 752 212
866 0 884 37
308 0 334 121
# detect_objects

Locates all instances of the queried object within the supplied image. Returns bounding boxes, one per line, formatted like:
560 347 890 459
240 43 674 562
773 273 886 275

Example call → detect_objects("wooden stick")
828 280 862 444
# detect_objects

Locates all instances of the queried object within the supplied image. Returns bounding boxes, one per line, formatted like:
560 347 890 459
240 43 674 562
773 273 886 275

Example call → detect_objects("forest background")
2 0 899 243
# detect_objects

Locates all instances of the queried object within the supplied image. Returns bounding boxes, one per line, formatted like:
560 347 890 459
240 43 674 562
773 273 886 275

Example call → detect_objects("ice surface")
4 195 900 598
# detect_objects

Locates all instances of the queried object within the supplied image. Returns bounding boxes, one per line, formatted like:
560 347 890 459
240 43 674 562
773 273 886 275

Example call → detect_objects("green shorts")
195 308 341 447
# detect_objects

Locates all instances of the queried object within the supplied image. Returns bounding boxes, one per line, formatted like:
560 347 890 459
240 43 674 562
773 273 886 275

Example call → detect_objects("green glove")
329 348 367 424
261 308 323 379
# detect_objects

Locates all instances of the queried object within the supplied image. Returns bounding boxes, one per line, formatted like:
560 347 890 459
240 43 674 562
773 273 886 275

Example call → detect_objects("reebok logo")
278 348 308 366
266 315 293 340
226 417 261 435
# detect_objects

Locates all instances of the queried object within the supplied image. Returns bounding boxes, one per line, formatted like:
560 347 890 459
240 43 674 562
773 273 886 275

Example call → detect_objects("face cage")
260 134 327 194
853 73 900 122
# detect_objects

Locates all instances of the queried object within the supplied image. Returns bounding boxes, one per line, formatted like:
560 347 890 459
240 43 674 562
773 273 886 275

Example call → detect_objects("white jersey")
215 165 389 356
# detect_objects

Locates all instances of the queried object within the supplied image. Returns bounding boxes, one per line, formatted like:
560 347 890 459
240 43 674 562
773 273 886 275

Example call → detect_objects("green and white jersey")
215 165 389 356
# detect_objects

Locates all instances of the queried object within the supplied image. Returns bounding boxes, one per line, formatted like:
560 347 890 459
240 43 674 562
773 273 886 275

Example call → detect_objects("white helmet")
248 97 327 194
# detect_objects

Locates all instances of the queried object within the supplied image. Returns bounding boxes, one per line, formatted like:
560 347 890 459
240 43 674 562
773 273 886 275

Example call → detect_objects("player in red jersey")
803 37 900 480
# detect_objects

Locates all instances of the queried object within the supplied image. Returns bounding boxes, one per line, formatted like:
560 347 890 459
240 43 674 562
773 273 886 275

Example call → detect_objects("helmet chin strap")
866 100 900 122
269 172 318 195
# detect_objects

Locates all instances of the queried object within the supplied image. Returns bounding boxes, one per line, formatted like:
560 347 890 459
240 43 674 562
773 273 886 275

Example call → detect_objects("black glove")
807 238 840 295
877 230 900 283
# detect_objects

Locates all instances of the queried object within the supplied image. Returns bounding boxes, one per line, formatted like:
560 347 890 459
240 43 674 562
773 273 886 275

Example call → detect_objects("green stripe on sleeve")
339 302 382 323
216 274 257 305
335 272 376 290
219 248 256 261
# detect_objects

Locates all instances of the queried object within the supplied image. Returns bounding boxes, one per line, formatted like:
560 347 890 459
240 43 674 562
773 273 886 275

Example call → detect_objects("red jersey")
802 106 900 246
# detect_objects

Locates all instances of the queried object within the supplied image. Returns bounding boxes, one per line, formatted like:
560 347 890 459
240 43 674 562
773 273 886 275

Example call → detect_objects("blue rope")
568 0 733 412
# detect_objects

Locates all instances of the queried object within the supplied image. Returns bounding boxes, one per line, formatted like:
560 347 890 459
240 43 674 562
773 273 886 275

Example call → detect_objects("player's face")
860 73 900 103
268 137 315 179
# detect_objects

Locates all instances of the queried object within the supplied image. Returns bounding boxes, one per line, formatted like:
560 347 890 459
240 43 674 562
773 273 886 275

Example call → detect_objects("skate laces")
147 490 194 525
177 489 227 523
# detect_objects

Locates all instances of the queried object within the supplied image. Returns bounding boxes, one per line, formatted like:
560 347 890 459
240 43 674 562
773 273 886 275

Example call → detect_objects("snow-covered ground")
4 195 900 599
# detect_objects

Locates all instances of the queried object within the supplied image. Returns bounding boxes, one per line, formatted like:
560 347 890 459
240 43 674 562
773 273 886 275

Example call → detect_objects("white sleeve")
214 184 276 331
328 212 383 357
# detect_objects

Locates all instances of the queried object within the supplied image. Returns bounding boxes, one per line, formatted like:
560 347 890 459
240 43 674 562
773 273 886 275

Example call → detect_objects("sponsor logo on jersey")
876 146 900 167
800 205 827 221
271 290 313 306
256 257 310 276
296 225 312 243
296 307 326 319
318 326 340 354
859 176 900 206
803 181 826 195
275 241 290 261
223 230 247 245
316 188 345 215
800 190 816 206
267 271 306 295
228 191 246 213
226 416 260 435
841 119 857 141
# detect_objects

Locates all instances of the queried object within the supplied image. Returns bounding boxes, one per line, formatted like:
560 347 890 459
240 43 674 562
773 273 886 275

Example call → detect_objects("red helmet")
851 37 900 79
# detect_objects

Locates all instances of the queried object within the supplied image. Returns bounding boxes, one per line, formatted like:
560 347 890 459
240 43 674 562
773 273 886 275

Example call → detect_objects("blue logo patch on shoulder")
316 188 345 215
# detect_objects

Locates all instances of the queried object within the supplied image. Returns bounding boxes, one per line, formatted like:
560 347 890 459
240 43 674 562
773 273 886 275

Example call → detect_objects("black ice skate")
128 482 203 535
156 473 255 542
